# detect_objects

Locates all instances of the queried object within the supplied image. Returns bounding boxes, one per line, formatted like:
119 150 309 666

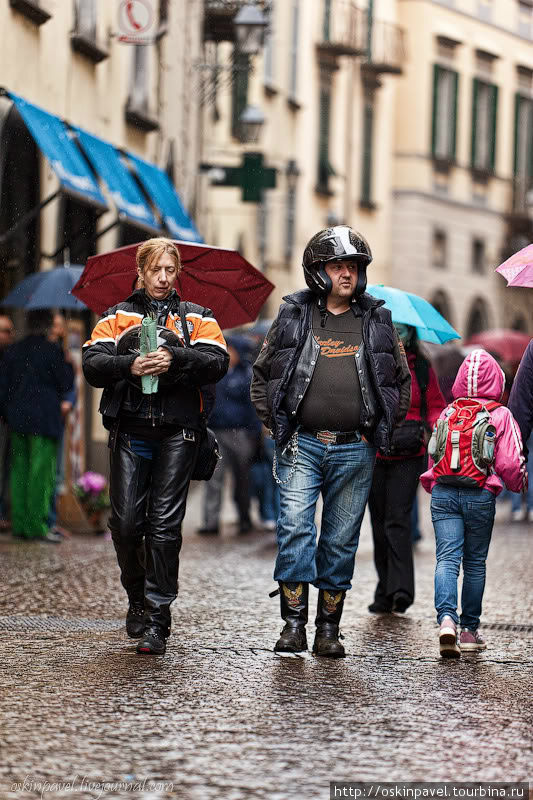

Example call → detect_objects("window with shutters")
71 0 108 61
431 64 459 162
432 229 447 269
360 84 375 208
125 46 159 132
263 0 275 90
514 94 533 179
73 0 96 38
471 78 498 173
288 0 300 107
231 50 250 140
471 237 485 273
316 74 334 193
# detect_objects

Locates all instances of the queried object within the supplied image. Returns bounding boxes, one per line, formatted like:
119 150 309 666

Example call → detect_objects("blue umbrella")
367 284 459 344
1 266 87 310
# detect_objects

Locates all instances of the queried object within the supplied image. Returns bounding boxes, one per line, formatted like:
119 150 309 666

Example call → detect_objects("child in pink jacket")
420 349 526 658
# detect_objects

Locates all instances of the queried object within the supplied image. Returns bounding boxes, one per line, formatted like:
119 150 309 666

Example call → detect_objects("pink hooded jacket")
420 349 527 495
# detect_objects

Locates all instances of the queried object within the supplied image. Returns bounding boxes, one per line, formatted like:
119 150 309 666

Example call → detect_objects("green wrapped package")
140 316 159 394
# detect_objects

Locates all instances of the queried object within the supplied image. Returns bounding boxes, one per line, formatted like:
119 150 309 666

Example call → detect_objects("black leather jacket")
82 290 229 432
251 290 411 451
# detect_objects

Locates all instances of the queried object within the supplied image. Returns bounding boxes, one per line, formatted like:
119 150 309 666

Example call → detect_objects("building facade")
200 0 532 334
392 0 533 335
0 0 205 471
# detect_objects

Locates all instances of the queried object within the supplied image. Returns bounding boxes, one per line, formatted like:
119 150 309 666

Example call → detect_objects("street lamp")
286 159 300 190
233 4 268 56
239 104 266 143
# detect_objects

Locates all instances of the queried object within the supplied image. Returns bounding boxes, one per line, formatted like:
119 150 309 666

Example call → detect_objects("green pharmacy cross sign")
202 152 277 203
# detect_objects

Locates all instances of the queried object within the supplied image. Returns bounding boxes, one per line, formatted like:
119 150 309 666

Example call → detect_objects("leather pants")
108 430 198 634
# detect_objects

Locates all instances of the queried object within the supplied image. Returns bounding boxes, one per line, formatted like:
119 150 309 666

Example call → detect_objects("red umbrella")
465 329 531 366
71 240 275 330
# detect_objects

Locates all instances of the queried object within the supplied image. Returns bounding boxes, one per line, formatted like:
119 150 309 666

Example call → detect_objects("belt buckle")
316 430 336 445
183 429 196 442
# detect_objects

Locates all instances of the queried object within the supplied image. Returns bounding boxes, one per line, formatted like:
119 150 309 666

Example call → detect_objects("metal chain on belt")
272 432 299 486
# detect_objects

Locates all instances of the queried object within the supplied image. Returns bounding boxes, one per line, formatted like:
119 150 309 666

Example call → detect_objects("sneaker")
439 615 461 658
262 519 277 532
511 510 524 522
460 628 487 651
43 530 63 544
125 602 145 638
197 526 219 536
136 627 167 655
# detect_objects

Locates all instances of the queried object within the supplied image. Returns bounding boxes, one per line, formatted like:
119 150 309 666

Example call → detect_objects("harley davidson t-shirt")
298 305 363 432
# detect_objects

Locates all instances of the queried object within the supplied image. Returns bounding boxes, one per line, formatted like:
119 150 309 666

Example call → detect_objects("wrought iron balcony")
362 17 406 75
317 0 367 58
204 0 268 43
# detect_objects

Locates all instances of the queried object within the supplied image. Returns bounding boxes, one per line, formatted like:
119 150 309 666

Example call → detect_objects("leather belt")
307 429 362 445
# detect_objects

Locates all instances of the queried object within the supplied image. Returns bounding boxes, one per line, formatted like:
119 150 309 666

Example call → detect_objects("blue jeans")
431 484 495 629
274 431 376 591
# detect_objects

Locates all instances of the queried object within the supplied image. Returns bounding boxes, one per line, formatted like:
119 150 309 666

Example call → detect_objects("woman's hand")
130 348 172 377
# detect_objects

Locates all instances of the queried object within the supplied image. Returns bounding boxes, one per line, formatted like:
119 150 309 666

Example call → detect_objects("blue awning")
74 127 160 232
127 153 202 242
9 92 107 209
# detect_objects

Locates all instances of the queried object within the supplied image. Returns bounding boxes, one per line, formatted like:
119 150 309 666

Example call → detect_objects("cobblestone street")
0 488 531 800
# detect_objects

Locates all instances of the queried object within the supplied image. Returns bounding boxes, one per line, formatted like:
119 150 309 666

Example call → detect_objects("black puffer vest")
267 290 401 450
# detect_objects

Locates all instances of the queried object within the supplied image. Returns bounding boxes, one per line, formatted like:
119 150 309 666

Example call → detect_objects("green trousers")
10 432 57 539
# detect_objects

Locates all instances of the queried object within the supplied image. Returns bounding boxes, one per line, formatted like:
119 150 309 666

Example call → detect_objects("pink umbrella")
495 243 533 287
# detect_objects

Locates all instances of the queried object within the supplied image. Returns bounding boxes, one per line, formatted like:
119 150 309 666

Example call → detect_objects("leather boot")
125 598 145 638
313 589 346 658
274 581 308 653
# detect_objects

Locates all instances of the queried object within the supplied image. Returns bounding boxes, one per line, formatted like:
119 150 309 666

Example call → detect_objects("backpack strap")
414 353 430 427
483 401 501 413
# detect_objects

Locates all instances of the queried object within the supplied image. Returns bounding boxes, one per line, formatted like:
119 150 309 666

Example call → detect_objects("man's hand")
60 401 73 419
130 348 173 377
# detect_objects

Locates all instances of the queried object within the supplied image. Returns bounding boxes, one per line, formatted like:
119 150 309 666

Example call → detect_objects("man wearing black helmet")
251 226 411 657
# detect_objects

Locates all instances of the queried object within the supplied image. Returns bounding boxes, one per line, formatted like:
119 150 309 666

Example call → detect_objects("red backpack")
428 398 501 488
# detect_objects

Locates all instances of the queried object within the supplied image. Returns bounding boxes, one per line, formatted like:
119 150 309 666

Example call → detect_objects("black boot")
313 589 346 658
137 626 167 655
126 600 145 638
274 582 308 653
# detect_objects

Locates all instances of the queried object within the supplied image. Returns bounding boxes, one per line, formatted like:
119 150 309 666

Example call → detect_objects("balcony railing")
363 18 406 75
204 0 268 43
317 0 367 58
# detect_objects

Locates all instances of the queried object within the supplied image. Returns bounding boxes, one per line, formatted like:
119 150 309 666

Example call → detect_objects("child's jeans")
431 484 495 630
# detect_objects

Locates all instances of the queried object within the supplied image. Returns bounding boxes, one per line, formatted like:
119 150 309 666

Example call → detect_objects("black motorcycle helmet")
302 225 372 298
116 323 182 387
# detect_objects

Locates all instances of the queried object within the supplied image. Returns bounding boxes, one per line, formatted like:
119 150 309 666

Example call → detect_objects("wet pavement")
0 488 531 799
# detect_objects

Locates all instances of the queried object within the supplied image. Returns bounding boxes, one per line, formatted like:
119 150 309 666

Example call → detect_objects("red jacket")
378 350 445 460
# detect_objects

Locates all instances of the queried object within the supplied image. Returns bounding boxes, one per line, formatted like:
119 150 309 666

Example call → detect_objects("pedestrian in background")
252 225 411 657
368 323 444 614
0 313 15 531
509 431 533 522
198 334 260 535
421 349 526 657
83 238 228 655
47 312 76 538
0 309 74 543
508 340 533 524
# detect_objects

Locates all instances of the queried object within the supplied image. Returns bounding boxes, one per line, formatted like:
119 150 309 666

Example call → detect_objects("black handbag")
179 304 221 481
192 426 221 481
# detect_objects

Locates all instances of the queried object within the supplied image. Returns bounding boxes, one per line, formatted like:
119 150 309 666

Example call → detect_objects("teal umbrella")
367 285 460 344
